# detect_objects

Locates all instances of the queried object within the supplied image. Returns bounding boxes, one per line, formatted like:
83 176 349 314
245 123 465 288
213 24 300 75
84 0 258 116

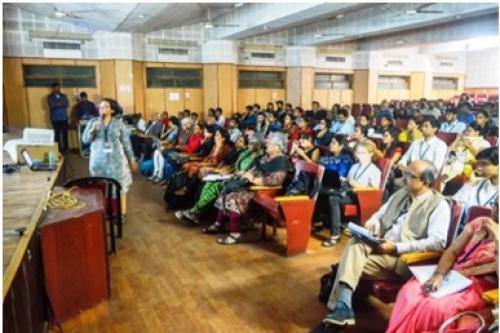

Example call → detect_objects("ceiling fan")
203 8 239 29
51 5 111 19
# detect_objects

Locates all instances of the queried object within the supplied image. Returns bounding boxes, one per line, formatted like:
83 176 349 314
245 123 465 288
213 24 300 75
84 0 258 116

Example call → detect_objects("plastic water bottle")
48 151 57 168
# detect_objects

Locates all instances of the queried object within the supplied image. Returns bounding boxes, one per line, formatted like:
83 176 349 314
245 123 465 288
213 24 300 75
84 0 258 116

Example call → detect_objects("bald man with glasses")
322 160 451 327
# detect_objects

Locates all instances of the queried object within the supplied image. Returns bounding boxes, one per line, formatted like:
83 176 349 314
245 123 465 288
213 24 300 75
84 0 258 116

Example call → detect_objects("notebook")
409 265 472 298
347 222 383 247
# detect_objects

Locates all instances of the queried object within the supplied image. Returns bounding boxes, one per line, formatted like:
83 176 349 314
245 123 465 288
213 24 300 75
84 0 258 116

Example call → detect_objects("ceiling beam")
289 3 498 46
212 3 374 40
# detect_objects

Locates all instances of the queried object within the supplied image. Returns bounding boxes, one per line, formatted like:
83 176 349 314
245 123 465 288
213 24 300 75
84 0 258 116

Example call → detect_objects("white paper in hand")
409 265 472 298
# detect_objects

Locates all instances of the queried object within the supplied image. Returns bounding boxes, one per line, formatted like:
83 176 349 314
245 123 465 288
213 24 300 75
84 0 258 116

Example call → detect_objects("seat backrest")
294 160 325 201
485 136 498 147
467 205 492 224
376 158 392 190
437 132 457 146
446 198 465 247
395 119 408 130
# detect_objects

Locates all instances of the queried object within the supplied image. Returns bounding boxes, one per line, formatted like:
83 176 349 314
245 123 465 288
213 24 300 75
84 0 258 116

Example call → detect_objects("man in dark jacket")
47 82 69 153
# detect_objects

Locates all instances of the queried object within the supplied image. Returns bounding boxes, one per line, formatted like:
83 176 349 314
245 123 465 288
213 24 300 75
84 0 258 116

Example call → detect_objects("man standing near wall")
47 82 69 153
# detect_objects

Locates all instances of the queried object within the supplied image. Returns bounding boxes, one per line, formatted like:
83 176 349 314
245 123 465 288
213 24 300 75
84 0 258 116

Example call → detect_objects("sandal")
202 223 222 234
217 235 240 245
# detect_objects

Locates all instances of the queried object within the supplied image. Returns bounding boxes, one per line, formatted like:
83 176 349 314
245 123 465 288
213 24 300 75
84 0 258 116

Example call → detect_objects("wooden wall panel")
25 88 52 128
410 72 425 100
301 67 314 109
377 89 411 102
114 60 134 114
3 58 29 130
327 89 341 107
145 89 165 120
164 88 184 115
238 89 255 113
340 90 353 106
203 64 218 116
352 70 369 104
184 89 203 114
271 89 285 103
100 60 116 100
255 89 272 107
313 90 328 108
217 64 235 116
133 61 145 116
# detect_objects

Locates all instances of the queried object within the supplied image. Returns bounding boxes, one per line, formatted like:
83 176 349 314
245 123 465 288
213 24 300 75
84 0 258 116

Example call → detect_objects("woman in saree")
203 135 292 245
386 200 499 333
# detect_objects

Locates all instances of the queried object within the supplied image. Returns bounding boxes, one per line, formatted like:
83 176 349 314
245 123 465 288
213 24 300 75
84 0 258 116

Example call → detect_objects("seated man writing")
323 160 451 327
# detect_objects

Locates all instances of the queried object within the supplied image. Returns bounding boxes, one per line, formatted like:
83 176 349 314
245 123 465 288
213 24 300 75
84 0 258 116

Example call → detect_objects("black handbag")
220 177 250 194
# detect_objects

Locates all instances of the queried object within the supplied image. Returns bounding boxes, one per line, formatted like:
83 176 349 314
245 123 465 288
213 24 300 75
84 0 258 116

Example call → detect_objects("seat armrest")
483 289 499 305
400 251 443 265
352 186 379 192
274 195 310 203
189 156 204 161
249 186 282 191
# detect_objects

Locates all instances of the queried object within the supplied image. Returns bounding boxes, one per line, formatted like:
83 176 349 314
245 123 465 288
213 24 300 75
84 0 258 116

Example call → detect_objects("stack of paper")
409 265 472 298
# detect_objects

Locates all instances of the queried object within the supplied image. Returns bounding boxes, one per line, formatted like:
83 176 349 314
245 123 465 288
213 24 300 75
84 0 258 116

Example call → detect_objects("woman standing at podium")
82 98 138 220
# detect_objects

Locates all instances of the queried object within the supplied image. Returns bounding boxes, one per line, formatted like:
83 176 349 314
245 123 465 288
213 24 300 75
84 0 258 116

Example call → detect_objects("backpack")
164 171 202 210
318 264 338 305
285 170 320 197
139 159 154 177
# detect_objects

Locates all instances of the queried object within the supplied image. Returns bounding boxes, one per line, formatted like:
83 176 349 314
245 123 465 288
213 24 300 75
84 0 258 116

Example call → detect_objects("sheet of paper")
202 174 233 182
169 92 180 101
409 265 473 298
118 84 131 93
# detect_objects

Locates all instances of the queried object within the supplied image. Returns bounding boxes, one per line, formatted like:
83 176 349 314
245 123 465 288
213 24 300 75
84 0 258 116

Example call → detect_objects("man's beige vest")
380 189 445 241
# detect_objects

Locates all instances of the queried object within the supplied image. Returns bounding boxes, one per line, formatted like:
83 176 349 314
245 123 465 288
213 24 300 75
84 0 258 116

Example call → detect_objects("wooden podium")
39 188 110 322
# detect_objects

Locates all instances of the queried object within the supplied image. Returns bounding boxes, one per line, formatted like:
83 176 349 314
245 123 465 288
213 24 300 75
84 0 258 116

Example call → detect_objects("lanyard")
476 180 498 206
419 141 431 159
352 163 372 181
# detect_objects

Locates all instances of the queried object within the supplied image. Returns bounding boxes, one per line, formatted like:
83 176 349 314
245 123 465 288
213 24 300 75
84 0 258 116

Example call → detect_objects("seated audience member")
255 112 269 140
318 139 382 247
170 117 193 150
175 136 263 223
440 108 467 134
457 104 475 126
330 108 355 136
75 91 98 121
386 200 498 333
190 112 199 124
240 105 257 129
266 102 275 114
253 103 261 113
181 128 232 179
131 112 165 159
373 114 394 136
343 105 356 126
442 124 491 182
347 125 367 150
452 147 498 208
310 101 327 122
203 135 292 245
323 160 451 326
475 109 498 137
382 128 403 165
162 116 181 145
205 113 220 130
357 114 376 137
177 121 203 154
375 100 393 121
314 118 333 147
397 118 448 173
422 100 442 119
289 115 314 144
282 113 297 136
458 92 474 109
293 106 304 124
215 107 226 127
398 117 423 144
267 112 282 133
318 135 354 182
227 117 242 143
290 133 320 163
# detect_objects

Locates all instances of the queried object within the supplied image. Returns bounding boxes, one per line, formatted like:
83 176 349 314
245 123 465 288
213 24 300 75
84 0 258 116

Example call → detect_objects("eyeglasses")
403 171 420 180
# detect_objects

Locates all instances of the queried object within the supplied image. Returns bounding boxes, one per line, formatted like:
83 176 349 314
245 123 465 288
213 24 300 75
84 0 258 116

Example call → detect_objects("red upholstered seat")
252 161 325 256
342 158 392 225
437 132 457 146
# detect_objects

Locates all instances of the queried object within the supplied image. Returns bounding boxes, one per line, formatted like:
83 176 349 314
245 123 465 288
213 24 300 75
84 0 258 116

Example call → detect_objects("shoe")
174 210 184 221
147 175 157 182
343 228 352 237
322 302 355 326
153 177 163 184
183 210 200 224
321 234 341 247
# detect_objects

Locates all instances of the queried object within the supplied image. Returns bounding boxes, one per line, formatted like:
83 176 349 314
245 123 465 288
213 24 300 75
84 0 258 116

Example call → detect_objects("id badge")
104 143 113 154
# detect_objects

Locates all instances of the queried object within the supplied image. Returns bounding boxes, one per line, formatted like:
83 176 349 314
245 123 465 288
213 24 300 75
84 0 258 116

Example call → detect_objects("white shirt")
440 120 467 134
453 178 498 208
228 128 242 143
330 121 354 136
398 136 448 171
217 115 226 127
366 190 451 254
347 162 381 188
422 107 442 118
